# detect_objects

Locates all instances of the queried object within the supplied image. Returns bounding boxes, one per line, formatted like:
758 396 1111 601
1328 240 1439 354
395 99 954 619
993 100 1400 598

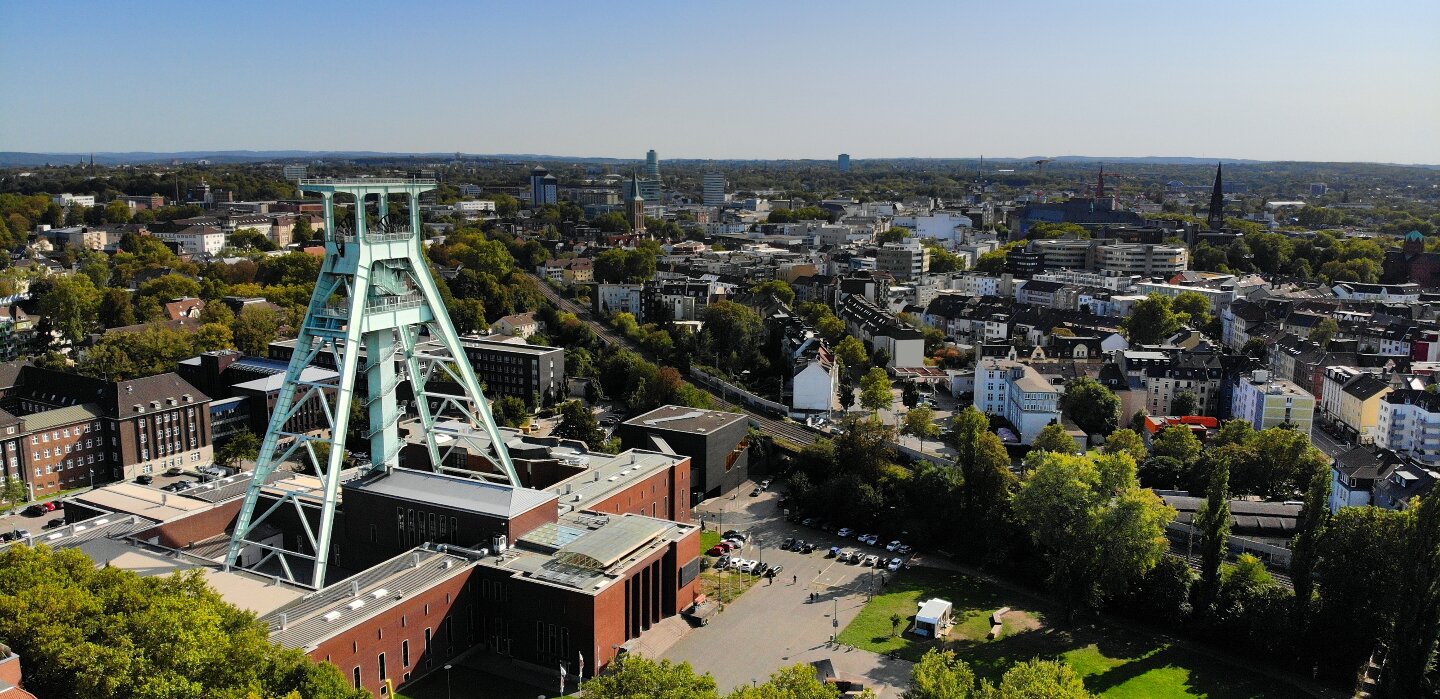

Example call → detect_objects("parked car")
165 467 184 476
765 564 783 577
837 527 854 538
24 504 46 516
707 545 728 556
801 517 815 527
821 522 836 532
862 554 880 567
750 488 761 497
738 559 759 574
897 544 913 556
135 475 154 485
716 555 731 569
0 529 29 542
759 479 771 490
753 562 769 576
886 540 902 552
843 550 861 564
828 546 842 558
858 534 878 546
723 530 748 541
781 537 795 550
887 558 903 572
802 542 817 554
724 539 744 551
43 518 65 530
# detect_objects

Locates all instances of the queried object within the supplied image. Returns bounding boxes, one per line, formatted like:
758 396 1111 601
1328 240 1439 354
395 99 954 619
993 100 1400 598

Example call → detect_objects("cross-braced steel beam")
225 179 516 588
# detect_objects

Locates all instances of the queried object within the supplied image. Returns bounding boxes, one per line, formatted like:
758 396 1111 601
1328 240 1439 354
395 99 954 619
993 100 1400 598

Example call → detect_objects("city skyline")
2 0 1437 164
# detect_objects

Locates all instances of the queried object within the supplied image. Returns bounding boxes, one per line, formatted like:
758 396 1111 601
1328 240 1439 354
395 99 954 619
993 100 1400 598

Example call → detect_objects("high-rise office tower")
703 172 726 206
838 153 851 172
530 165 558 206
645 149 660 180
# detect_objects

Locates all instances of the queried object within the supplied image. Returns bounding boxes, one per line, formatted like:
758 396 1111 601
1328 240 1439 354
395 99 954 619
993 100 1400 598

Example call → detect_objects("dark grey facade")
617 406 749 503
453 338 566 407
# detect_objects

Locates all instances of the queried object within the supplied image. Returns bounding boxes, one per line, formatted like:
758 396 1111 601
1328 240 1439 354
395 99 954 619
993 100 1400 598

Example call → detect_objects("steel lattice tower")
225 179 516 587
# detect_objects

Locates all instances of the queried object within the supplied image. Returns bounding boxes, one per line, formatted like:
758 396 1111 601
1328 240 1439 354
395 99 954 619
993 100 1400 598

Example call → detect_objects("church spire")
1207 162 1225 230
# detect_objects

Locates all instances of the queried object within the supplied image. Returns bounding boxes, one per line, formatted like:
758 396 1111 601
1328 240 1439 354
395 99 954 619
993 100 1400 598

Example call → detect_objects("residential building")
158 225 227 255
593 283 644 319
974 358 1062 445
837 294 925 368
1230 369 1315 432
538 258 593 284
1377 390 1440 467
890 211 975 242
1320 367 1392 443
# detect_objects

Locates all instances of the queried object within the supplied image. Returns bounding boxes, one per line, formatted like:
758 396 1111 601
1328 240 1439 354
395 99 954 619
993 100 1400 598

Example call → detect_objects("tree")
1288 454 1330 635
99 288 137 328
1170 291 1212 328
859 367 893 415
1100 428 1147 463
1308 317 1340 348
838 381 856 412
1170 390 1201 417
1013 451 1174 620
1030 423 1077 455
1123 294 1181 345
701 301 763 374
1313 506 1409 676
1150 425 1202 466
580 656 719 699
1 475 26 504
39 274 102 345
1381 495 1440 698
102 200 132 224
990 659 1095 699
1061 377 1120 436
232 304 281 356
292 216 315 242
904 648 976 699
1241 337 1268 361
728 663 843 699
902 405 941 453
1193 460 1231 618
0 544 367 699
139 273 202 303
554 400 605 450
228 227 276 251
835 335 868 372
214 430 260 471
750 280 795 305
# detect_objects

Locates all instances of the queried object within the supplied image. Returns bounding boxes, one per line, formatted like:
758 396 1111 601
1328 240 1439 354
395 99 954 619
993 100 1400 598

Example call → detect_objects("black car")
781 537 795 550
802 542 817 553
765 564 783 577
753 562 769 576
23 504 46 516
135 474 154 485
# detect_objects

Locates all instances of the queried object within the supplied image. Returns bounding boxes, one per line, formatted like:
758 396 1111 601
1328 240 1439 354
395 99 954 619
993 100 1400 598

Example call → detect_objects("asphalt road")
1309 423 1350 459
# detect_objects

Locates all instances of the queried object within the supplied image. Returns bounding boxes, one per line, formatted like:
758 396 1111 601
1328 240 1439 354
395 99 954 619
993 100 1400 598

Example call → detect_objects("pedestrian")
793 574 797 585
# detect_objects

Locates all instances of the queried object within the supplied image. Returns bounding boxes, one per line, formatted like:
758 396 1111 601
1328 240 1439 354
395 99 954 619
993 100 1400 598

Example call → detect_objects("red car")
707 545 727 556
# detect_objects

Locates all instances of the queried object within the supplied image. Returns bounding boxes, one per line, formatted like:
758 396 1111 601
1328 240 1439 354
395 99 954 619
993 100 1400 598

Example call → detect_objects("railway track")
528 274 820 449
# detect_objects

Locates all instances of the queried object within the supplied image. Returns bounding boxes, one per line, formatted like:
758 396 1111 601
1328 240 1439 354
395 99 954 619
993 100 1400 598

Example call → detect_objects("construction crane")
1033 158 1055 177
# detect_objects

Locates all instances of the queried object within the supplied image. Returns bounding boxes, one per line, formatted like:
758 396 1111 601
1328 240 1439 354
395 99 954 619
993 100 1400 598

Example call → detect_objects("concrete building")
1377 390 1440 467
837 294 925 369
159 225 227 255
618 406 750 503
837 153 850 172
875 239 929 281
530 166 558 207
52 193 96 208
1230 370 1315 432
1096 243 1188 276
593 283 644 319
1319 367 1392 443
450 337 566 407
645 150 661 180
974 358 1062 445
702 173 726 207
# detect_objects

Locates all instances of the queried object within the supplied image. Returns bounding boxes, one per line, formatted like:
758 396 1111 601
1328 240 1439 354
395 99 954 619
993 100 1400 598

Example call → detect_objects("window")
378 653 386 684
402 640 410 667
353 667 361 689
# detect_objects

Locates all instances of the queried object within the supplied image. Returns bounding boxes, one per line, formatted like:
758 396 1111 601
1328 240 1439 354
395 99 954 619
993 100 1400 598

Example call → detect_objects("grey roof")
553 516 670 570
624 405 746 435
21 403 104 432
345 467 556 518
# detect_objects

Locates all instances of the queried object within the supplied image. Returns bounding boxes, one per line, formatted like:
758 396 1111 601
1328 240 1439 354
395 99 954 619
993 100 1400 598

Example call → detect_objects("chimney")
411 552 421 568
279 613 288 630
350 580 360 597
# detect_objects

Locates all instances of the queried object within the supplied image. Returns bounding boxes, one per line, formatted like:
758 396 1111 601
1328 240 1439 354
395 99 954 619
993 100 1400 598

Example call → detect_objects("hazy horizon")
3 0 1436 163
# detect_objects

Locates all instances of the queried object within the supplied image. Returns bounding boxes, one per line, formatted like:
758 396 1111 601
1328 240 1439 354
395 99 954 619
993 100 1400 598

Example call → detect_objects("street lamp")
444 664 452 699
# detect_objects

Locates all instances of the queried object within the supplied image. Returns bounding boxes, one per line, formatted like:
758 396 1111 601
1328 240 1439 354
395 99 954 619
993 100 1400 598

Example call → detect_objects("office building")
876 239 929 281
618 406 750 502
645 150 660 180
838 154 851 172
702 173 726 207
450 337 566 407
530 166 558 207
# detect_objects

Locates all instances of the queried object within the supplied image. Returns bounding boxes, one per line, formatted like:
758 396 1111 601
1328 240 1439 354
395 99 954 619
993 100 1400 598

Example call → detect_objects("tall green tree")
834 335 868 372
902 405 941 453
0 545 366 699
1193 460 1231 618
554 400 606 451
1061 377 1120 436
1382 495 1440 698
990 659 1095 698
1013 451 1175 620
39 274 102 346
1100 428 1147 463
904 648 977 699
1030 423 1078 455
232 304 281 356
1314 506 1409 677
1288 454 1331 633
1150 425 1202 466
1123 294 1181 345
859 367 894 415
1171 390 1202 416
581 656 719 699
214 430 261 470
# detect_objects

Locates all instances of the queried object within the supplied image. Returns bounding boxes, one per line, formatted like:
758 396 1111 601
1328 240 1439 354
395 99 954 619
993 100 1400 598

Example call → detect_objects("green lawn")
838 567 1313 699
701 529 722 551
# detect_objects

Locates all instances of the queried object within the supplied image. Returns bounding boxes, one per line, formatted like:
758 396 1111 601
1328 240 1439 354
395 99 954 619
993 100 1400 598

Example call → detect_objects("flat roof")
549 449 686 515
78 538 303 616
345 467 556 519
263 548 475 650
482 512 696 595
623 405 746 435
232 366 338 393
72 482 212 522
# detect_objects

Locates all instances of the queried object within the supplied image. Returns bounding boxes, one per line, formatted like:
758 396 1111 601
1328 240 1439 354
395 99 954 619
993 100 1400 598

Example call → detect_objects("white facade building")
974 358 1062 445
1376 390 1440 467
159 226 227 255
1231 370 1316 432
891 211 976 242
52 193 96 208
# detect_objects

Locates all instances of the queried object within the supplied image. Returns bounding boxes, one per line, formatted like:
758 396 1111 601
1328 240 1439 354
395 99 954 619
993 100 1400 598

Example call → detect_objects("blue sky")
2 0 1437 163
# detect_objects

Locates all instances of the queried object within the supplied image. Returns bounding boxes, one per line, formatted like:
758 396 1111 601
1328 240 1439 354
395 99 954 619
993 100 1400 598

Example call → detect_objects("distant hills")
0 150 1432 168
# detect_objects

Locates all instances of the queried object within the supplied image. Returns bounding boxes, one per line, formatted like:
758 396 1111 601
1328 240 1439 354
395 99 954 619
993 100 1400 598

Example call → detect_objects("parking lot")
664 486 915 694
0 468 230 540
